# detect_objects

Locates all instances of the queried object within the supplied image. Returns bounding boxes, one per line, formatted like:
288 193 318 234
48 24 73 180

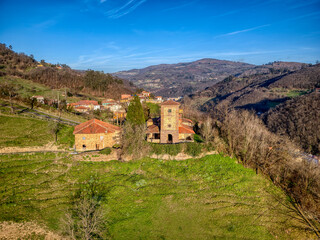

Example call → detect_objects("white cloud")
216 24 271 38
105 0 147 19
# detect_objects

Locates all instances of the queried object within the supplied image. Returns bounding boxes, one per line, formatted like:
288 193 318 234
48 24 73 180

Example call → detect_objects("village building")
102 99 116 106
156 96 163 102
167 97 182 102
31 95 45 104
141 91 151 97
73 100 101 111
146 100 195 143
109 103 123 112
120 94 133 103
73 119 121 151
113 109 127 124
74 106 90 114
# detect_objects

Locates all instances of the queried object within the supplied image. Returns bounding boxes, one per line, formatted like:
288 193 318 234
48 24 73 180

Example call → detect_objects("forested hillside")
263 92 320 155
0 43 136 98
186 64 320 154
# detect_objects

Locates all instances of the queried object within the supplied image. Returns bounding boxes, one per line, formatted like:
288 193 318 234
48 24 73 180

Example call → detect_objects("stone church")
146 100 195 144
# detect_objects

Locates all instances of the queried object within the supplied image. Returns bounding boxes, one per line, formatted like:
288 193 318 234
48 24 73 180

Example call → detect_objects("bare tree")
48 120 62 143
62 198 105 240
0 83 18 113
200 117 215 143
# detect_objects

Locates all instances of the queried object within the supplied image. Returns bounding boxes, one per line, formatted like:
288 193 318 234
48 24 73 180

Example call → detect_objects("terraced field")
0 153 315 239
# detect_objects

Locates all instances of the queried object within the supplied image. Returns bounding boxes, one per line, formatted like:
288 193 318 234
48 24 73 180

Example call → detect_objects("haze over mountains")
113 58 307 97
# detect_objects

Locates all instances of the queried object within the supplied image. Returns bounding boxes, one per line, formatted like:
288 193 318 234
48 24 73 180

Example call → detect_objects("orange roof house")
73 119 121 151
121 94 132 100
73 100 100 111
146 100 195 143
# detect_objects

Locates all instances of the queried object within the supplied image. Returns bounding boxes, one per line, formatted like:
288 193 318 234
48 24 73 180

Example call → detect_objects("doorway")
168 134 173 143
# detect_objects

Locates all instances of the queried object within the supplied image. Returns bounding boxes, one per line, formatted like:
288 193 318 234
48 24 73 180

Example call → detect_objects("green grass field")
0 153 314 239
0 115 74 148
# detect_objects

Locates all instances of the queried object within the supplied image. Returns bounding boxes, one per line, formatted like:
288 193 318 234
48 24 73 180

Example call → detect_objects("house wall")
75 131 120 151
179 133 194 141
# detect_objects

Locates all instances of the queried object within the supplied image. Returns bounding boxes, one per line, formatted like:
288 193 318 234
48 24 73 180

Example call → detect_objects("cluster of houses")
73 99 195 152
65 91 163 121
32 91 164 121
32 91 194 152
120 91 163 104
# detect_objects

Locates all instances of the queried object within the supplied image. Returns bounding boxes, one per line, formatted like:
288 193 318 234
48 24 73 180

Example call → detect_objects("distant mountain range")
113 58 307 97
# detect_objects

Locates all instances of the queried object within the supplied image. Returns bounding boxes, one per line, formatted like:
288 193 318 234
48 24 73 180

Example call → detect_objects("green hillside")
0 153 314 239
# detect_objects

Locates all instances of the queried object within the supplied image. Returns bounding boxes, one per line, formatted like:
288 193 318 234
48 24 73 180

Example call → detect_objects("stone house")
146 100 195 143
73 119 121 151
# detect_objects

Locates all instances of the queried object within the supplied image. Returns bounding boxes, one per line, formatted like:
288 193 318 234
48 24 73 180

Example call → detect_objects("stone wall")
160 105 179 143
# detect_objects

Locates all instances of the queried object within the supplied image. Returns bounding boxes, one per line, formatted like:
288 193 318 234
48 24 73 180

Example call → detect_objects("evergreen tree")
126 95 145 125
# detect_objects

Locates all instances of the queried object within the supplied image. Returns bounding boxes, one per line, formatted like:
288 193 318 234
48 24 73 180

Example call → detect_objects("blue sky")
1 0 320 72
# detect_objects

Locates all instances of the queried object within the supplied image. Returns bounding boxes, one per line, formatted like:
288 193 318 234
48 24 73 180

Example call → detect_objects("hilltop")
113 58 307 97
0 43 137 99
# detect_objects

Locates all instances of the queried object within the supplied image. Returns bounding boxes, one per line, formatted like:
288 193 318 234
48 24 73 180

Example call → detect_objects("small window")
82 137 86 140
168 109 172 113
168 124 171 128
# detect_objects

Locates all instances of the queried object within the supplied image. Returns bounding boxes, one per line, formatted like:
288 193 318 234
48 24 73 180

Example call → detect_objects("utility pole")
57 92 61 118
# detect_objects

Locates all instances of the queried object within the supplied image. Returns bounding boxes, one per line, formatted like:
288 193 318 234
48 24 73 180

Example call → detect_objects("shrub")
149 143 182 156
185 142 202 157
100 148 111 155
193 134 203 143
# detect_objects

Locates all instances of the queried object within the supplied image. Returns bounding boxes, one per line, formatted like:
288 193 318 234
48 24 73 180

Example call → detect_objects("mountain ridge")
113 58 307 97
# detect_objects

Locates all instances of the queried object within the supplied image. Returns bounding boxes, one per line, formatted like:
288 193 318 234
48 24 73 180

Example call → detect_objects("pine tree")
126 95 145 125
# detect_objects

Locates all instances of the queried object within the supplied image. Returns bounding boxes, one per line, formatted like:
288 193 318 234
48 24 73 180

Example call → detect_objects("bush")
185 142 202 157
193 134 203 143
149 143 182 156
100 147 111 155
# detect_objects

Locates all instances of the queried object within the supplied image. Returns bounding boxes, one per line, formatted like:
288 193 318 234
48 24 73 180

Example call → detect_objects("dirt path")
0 143 69 154
0 221 65 240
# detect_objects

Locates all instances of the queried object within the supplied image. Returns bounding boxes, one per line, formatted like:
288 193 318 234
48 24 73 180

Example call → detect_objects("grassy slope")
0 153 313 239
0 115 74 148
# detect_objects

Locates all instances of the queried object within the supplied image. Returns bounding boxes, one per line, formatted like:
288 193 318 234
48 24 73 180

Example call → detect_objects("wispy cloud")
69 46 289 72
283 10 320 22
216 24 270 38
32 19 57 30
162 1 198 12
104 0 147 19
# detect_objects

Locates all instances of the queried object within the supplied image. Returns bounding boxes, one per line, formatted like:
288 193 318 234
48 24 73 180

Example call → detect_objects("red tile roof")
73 119 121 134
161 100 180 106
77 100 99 106
179 125 195 134
181 118 193 123
146 124 160 133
